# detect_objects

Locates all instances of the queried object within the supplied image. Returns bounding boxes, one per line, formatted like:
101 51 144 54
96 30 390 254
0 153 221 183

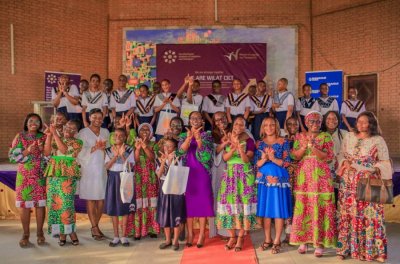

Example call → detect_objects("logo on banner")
46 74 58 84
224 48 241 61
163 50 177 64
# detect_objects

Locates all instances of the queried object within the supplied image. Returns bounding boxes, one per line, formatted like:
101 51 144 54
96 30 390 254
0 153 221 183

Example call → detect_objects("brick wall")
312 0 400 156
0 0 108 159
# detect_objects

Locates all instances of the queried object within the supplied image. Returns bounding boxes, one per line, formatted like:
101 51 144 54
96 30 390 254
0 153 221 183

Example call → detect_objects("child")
134 84 156 127
110 114 137 146
104 128 136 247
156 138 186 251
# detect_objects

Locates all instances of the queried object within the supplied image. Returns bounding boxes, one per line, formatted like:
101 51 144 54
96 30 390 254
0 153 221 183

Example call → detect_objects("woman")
127 123 160 239
289 111 336 257
216 115 257 252
77 108 109 240
9 113 47 247
44 120 82 246
336 111 391 262
178 111 214 248
156 138 186 251
255 117 292 254
322 111 347 204
104 128 135 247
209 112 231 238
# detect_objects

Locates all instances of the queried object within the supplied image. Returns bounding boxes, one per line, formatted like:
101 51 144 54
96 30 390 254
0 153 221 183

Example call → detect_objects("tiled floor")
0 218 399 264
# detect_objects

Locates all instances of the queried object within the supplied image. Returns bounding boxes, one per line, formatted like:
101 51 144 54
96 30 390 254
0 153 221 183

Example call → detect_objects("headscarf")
305 111 323 123
138 123 153 140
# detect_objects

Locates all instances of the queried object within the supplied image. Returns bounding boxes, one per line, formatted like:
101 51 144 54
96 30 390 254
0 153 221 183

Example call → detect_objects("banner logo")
224 48 241 61
163 50 177 64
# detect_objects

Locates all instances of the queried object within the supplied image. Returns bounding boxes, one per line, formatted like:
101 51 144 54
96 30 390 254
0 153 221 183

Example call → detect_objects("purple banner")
156 43 266 95
45 71 81 101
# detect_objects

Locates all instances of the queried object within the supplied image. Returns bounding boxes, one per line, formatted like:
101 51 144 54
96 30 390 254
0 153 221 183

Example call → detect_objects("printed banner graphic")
305 70 343 108
156 43 266 95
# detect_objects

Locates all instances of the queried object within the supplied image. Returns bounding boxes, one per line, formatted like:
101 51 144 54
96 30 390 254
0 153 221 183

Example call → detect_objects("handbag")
356 174 393 204
162 158 190 195
120 160 134 203
155 105 177 135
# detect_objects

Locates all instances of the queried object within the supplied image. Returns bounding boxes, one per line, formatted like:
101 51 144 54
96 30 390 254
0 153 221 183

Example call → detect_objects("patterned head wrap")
138 123 153 139
305 111 323 127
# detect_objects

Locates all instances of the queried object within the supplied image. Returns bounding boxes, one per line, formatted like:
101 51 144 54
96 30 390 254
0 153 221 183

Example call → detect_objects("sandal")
19 233 30 248
298 244 308 254
91 226 104 241
58 235 67 247
173 243 180 251
271 243 281 254
234 236 244 252
337 254 346 260
37 231 46 245
196 235 205 248
224 236 237 251
70 233 79 246
260 241 273 251
314 247 324 258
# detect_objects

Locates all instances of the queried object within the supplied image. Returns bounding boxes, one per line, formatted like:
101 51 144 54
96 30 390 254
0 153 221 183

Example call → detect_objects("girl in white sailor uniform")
296 83 321 132
135 84 156 127
109 75 135 119
202 80 225 131
81 74 108 128
250 80 272 141
340 87 366 131
272 78 295 132
224 78 251 125
317 83 339 116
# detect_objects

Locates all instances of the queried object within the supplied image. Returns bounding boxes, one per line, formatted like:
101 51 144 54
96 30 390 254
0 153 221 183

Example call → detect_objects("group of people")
8 73 392 263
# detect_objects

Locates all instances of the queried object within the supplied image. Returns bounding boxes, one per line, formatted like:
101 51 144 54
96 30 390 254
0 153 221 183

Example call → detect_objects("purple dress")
179 131 215 217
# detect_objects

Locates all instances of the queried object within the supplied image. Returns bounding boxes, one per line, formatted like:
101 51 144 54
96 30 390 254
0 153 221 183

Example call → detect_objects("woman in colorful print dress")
44 120 82 246
336 111 392 262
127 123 160 239
255 117 292 254
9 113 47 247
178 111 214 248
289 111 336 257
216 115 257 252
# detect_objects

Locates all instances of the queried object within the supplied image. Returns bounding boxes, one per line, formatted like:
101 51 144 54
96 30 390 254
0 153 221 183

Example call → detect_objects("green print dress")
289 132 337 248
44 138 83 235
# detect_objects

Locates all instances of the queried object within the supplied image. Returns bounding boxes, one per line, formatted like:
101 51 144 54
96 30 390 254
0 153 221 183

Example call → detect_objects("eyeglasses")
170 124 182 128
308 120 322 125
215 118 226 123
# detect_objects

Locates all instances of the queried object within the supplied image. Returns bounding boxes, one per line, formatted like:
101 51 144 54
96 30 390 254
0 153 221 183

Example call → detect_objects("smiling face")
163 139 176 155
169 119 183 136
348 88 357 100
27 116 41 132
118 75 127 89
263 118 277 137
286 118 299 136
63 121 78 139
257 82 266 94
277 80 287 92
55 113 67 128
232 79 242 92
192 81 200 93
306 115 322 133
89 112 103 128
356 115 370 133
114 129 127 145
325 112 339 131
140 86 149 98
139 125 151 140
189 112 203 129
232 117 246 135
161 80 170 93
214 112 228 131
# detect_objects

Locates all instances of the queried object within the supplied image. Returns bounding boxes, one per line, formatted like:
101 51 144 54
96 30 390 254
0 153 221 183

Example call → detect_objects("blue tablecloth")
0 170 87 213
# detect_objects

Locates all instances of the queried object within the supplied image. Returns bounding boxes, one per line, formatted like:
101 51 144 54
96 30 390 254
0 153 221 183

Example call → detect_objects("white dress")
77 127 110 200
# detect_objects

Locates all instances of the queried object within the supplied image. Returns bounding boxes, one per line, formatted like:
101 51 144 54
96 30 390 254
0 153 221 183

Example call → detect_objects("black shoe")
134 236 141 241
109 240 120 247
159 242 172 249
173 243 180 251
122 241 130 247
58 239 67 246
149 234 158 238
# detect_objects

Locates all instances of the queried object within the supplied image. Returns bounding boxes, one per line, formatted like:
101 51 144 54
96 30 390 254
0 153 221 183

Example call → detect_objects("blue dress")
254 139 293 219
